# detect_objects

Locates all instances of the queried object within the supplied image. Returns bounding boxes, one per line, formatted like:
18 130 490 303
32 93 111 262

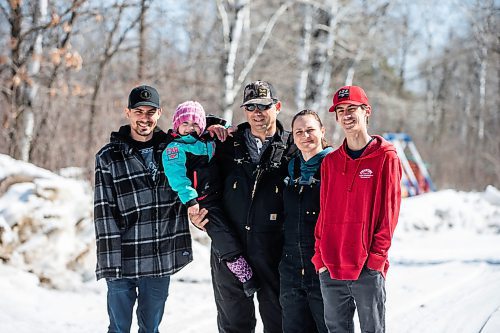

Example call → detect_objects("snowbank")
398 188 500 234
0 154 94 290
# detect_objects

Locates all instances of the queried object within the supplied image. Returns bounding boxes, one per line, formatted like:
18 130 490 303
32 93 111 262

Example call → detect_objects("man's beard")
134 122 153 136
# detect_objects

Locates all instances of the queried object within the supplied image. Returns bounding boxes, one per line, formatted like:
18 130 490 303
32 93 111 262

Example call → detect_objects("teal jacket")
162 131 219 206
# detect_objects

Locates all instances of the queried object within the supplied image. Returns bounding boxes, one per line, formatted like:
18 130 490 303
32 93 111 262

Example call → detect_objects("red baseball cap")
328 85 370 113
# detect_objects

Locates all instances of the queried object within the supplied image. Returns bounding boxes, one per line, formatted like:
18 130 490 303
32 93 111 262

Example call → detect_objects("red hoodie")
311 135 402 280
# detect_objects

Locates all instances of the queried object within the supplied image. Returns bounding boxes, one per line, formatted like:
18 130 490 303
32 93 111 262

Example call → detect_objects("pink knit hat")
172 101 206 134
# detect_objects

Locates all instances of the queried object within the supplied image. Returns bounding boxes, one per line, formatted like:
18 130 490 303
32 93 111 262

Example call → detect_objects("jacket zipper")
245 166 263 231
298 185 305 277
251 167 263 199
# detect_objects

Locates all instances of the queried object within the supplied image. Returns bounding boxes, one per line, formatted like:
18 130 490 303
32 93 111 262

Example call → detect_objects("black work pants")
210 250 282 333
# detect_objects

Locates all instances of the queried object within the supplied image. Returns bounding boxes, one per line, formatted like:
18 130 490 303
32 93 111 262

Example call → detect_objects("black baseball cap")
241 80 277 107
128 85 160 109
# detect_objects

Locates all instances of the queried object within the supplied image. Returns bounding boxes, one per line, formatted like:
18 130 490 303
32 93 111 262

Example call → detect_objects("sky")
1 153 500 332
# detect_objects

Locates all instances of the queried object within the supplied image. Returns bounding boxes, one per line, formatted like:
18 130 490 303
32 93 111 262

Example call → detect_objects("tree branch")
233 1 292 96
216 0 231 53
107 5 143 59
19 0 86 41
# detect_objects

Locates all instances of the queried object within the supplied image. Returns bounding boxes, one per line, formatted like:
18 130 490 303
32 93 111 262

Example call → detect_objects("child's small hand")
188 205 209 231
187 203 200 216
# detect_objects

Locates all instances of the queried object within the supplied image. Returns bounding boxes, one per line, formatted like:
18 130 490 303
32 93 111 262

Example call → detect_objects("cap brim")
240 98 274 107
129 101 160 109
329 100 364 112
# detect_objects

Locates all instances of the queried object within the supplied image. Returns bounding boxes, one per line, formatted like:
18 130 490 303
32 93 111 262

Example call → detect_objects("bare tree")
137 0 151 81
2 0 85 161
344 2 390 86
217 0 292 122
30 0 82 162
295 3 313 111
86 0 143 151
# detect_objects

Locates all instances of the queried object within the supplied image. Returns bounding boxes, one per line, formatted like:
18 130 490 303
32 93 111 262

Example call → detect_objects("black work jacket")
215 121 296 267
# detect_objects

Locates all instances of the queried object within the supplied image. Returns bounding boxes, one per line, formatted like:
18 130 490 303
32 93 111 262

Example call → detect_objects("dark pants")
106 276 170 333
319 267 386 333
210 250 282 333
279 253 328 333
280 279 328 333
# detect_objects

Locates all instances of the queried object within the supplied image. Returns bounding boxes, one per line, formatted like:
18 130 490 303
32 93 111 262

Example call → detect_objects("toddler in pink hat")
172 101 207 136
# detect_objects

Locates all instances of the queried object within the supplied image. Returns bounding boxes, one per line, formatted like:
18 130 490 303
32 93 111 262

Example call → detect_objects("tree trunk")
295 3 313 111
219 0 291 123
138 0 148 81
30 3 80 162
219 0 248 122
477 46 487 141
18 0 47 162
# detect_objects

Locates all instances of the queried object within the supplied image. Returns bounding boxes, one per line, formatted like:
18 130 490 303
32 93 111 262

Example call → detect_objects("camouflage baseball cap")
240 80 277 107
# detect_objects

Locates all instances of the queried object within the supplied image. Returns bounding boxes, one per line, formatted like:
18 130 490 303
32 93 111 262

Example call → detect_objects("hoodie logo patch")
359 168 373 179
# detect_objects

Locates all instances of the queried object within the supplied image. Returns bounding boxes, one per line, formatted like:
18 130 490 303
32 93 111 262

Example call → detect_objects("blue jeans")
319 267 386 333
106 276 170 333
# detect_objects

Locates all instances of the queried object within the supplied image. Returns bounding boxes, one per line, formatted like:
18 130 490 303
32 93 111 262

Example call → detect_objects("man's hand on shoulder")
207 125 236 142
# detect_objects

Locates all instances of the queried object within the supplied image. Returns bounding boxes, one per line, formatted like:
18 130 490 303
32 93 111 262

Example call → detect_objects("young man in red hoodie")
312 86 402 333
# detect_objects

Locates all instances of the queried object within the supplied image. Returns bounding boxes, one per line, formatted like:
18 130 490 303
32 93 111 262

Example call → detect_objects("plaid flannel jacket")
94 126 192 280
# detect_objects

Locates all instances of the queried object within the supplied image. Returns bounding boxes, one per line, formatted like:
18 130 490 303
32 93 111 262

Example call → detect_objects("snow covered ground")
1 153 499 332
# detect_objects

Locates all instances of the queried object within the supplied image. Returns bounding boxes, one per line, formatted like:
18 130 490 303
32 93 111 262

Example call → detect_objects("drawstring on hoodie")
348 160 362 192
342 155 361 192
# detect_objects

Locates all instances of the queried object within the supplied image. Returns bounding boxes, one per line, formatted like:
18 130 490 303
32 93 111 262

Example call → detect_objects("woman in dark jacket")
280 110 333 333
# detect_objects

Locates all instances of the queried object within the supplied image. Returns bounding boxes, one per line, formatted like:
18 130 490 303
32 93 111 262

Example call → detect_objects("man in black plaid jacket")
94 85 192 333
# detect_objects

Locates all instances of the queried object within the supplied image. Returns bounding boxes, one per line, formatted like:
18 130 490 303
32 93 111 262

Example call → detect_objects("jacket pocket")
322 221 367 268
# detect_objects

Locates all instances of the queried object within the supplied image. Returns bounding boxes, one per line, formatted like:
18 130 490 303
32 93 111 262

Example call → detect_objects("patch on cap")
337 88 350 99
241 80 277 106
140 89 151 99
329 85 370 113
128 85 160 109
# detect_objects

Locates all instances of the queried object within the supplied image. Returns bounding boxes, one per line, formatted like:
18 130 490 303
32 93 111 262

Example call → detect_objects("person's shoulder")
96 139 120 157
214 134 236 154
375 136 399 159
323 147 341 162
275 120 290 139
220 124 246 146
95 141 125 169
385 149 399 161
206 114 228 127
200 132 216 143
157 128 177 148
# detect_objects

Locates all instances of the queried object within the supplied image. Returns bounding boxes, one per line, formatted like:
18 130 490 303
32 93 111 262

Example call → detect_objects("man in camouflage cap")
193 80 296 332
